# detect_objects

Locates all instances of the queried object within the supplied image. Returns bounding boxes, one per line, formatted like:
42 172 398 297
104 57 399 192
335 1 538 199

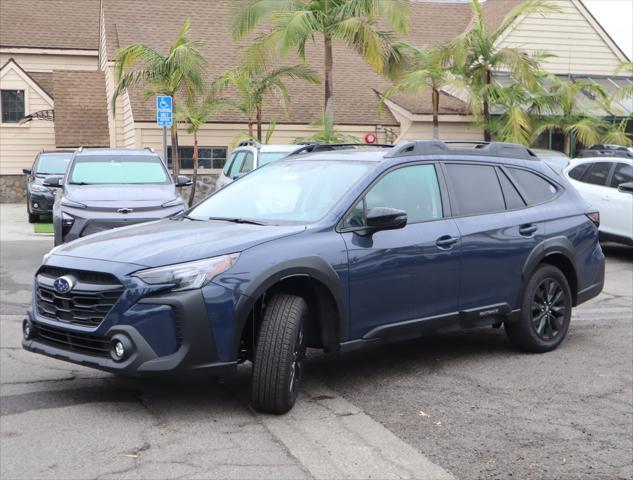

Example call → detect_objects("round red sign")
364 132 376 144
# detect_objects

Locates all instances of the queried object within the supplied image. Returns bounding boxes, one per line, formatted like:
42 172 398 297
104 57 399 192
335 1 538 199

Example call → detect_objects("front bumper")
28 190 55 214
23 284 237 377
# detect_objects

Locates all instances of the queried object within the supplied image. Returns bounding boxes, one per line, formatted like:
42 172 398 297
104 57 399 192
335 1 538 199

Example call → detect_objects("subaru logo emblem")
117 208 134 214
53 275 75 294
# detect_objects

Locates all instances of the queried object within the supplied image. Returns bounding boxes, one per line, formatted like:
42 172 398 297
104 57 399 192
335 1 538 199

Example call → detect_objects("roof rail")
77 146 84 152
384 140 537 160
577 148 633 159
288 142 394 156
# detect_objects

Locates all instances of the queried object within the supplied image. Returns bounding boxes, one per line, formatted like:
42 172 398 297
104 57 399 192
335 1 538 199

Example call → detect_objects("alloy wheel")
531 278 567 340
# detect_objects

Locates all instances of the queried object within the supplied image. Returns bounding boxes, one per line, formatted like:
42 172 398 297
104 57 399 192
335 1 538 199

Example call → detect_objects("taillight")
586 210 600 228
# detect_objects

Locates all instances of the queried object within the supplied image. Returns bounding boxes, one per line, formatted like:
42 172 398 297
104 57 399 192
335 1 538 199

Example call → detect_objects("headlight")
162 198 184 208
31 184 50 193
62 212 74 226
132 254 240 291
61 198 87 209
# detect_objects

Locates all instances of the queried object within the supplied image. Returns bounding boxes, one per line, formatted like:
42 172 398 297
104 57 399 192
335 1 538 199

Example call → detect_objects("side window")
445 164 505 216
240 152 254 173
581 162 613 186
508 168 557 205
228 152 246 178
568 163 590 180
497 169 526 209
610 162 633 188
342 164 443 228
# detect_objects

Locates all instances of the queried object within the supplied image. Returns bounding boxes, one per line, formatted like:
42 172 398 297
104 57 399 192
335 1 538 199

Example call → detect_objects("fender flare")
517 235 578 306
231 256 347 358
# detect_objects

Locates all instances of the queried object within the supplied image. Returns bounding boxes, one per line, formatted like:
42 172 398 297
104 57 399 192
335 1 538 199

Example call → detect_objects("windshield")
36 153 72 175
259 151 292 166
189 160 372 224
69 155 169 185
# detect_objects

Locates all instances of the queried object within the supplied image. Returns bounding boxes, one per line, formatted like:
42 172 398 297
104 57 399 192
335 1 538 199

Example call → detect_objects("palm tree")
450 0 559 141
217 64 319 142
175 89 233 206
380 44 452 139
232 0 410 131
535 77 608 155
294 110 362 144
113 20 206 179
601 117 632 147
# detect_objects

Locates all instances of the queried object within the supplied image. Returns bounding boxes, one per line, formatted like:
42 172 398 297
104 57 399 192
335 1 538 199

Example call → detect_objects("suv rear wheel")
251 294 307 414
505 264 572 353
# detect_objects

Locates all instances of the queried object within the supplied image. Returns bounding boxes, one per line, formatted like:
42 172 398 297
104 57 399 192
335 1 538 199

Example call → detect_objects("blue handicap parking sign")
156 96 173 127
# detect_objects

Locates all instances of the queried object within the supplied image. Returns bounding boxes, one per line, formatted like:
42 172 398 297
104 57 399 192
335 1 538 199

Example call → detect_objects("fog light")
109 334 132 362
33 202 39 209
22 319 35 340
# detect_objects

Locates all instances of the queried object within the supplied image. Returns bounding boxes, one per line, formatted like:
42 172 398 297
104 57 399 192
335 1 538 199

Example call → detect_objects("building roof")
0 0 99 50
101 0 520 125
29 72 55 98
52 71 110 147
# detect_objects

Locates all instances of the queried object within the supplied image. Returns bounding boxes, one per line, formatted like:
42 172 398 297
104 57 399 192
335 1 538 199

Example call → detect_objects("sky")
583 0 633 60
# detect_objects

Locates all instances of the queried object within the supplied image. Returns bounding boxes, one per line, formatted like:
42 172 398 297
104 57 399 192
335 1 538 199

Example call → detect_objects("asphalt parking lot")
1 203 631 479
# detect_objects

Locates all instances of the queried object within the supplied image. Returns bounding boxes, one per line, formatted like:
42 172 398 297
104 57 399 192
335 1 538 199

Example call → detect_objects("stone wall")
0 175 27 203
0 173 219 204
179 173 219 205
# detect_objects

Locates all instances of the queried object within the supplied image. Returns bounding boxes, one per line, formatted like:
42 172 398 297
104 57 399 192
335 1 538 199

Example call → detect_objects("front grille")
34 323 110 357
81 220 144 237
36 267 123 327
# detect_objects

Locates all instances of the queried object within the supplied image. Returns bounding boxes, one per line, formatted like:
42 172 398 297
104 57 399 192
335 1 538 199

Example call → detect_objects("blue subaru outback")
23 141 605 414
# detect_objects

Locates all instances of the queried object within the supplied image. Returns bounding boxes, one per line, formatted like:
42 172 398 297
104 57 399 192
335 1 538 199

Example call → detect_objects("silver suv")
215 141 302 191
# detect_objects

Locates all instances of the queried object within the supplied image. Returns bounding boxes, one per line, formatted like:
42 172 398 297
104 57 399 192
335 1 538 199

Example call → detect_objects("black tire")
251 294 308 414
28 212 39 224
506 264 572 353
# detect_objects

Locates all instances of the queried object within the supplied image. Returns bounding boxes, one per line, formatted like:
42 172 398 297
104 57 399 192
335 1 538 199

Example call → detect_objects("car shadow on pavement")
601 242 633 262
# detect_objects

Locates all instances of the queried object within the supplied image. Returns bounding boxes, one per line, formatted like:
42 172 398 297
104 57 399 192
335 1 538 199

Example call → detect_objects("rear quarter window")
568 163 590 180
508 168 558 205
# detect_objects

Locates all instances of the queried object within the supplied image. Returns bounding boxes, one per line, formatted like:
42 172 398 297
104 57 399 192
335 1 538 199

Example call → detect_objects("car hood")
50 218 306 267
65 184 177 207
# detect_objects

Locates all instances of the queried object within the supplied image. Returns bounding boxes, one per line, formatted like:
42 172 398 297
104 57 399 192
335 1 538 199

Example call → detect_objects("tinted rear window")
582 162 613 186
568 163 590 180
446 164 505 216
508 168 557 205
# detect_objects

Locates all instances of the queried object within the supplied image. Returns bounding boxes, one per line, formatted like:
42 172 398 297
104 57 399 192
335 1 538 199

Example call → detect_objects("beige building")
0 0 630 201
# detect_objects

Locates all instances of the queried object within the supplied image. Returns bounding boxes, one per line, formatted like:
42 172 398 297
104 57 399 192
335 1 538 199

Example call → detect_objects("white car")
215 142 303 191
564 156 633 245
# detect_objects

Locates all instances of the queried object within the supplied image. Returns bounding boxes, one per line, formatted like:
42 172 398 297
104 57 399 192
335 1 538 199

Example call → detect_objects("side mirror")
43 176 62 188
618 181 633 194
176 175 192 187
365 207 407 233
22 168 32 175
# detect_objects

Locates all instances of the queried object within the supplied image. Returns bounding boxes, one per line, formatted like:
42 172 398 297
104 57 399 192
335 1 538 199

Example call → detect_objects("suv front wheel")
505 264 572 353
251 294 308 414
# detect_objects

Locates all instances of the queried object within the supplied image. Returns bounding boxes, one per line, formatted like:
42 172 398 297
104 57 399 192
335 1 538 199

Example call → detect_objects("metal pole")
162 126 168 170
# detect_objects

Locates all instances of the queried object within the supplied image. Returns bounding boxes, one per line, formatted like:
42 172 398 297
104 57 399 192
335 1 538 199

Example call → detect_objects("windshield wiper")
68 181 93 185
207 217 268 226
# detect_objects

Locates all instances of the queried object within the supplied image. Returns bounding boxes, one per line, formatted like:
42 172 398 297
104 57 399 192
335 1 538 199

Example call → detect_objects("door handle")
436 235 458 249
519 224 538 236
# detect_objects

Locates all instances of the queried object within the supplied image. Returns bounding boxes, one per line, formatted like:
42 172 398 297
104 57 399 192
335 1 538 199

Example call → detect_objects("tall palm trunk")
247 118 254 139
188 133 198 206
483 70 492 142
432 87 440 140
564 132 571 157
324 34 334 133
170 97 180 181
256 107 263 142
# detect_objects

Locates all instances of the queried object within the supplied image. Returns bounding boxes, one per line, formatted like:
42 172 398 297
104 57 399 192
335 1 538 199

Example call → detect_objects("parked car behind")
23 150 74 223
44 148 188 245
214 141 303 191
531 148 570 173
564 156 633 245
